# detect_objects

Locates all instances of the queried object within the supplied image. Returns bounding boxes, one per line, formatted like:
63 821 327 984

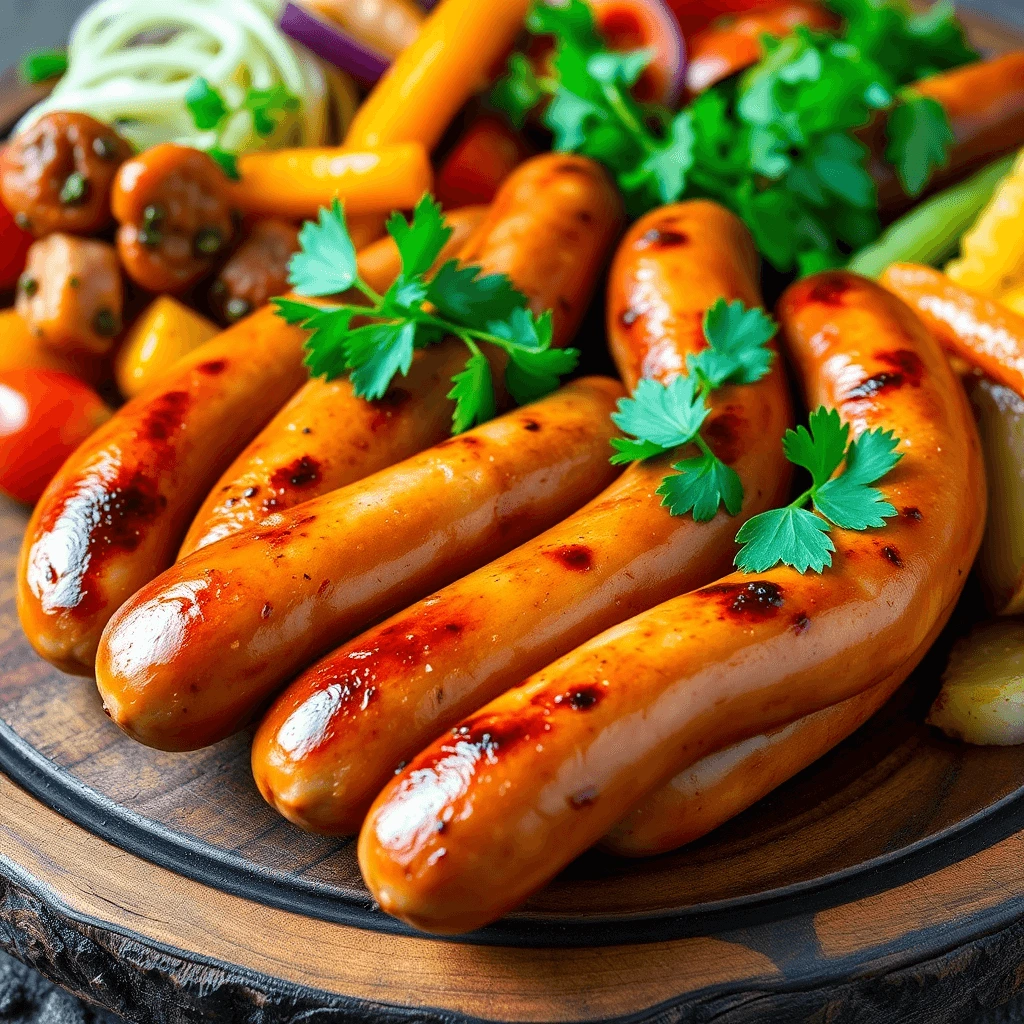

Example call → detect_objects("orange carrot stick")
345 0 529 151
881 262 1024 399
229 143 433 221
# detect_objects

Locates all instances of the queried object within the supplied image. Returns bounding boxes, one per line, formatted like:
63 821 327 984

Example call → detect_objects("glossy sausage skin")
180 154 622 554
358 272 986 934
601 602 955 857
880 263 1024 398
96 378 624 752
179 206 487 556
251 202 793 835
873 53 1024 211
17 307 309 674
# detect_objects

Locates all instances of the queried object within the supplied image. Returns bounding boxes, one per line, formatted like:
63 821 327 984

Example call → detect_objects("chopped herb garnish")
609 299 777 521
20 49 68 85
492 0 975 270
735 406 903 573
273 196 577 434
59 172 89 207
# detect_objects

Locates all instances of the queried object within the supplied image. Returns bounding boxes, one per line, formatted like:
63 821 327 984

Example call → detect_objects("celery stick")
849 154 1018 278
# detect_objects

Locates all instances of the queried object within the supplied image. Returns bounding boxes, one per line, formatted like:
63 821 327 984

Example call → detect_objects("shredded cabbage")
16 0 328 154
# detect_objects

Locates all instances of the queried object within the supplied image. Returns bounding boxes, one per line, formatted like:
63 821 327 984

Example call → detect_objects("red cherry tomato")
0 369 111 505
666 0 770 36
436 116 534 209
0 193 34 292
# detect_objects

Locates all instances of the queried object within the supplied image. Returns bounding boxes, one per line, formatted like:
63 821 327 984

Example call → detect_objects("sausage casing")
252 201 792 835
17 307 309 674
96 378 624 752
357 272 985 934
181 154 623 555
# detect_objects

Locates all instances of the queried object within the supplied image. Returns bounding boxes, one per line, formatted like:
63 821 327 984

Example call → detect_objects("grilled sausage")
0 112 130 237
96 378 625 752
601 602 956 857
17 307 309 674
210 219 301 325
358 271 986 934
252 201 793 835
180 155 622 555
873 53 1024 211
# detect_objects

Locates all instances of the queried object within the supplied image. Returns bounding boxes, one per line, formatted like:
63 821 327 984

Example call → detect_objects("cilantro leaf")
20 49 68 85
623 111 696 206
735 507 836 573
449 352 497 434
843 426 903 484
587 49 652 89
659 453 744 522
186 77 228 131
428 262 527 329
289 200 358 297
245 83 300 138
387 195 453 279
345 322 417 400
610 437 667 465
382 275 429 316
545 89 606 151
782 406 849 489
886 93 955 197
271 297 323 326
612 376 709 451
691 299 776 387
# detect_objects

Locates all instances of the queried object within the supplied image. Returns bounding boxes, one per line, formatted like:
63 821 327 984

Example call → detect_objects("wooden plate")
3 13 1024 1021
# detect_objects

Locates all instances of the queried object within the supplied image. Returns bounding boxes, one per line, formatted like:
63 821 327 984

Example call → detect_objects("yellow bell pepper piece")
948 148 1024 297
115 296 219 399
1001 283 1024 318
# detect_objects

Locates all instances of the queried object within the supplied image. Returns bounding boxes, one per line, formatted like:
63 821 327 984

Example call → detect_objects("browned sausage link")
112 143 238 295
16 234 123 357
0 112 131 237
600 601 954 857
357 272 985 934
872 52 1024 211
251 201 793 835
179 207 487 556
95 378 624 752
17 306 309 674
210 219 301 324
179 156 622 556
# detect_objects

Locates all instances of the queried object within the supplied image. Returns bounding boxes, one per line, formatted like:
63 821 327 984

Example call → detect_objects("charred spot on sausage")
544 544 594 572
882 545 904 568
703 581 785 621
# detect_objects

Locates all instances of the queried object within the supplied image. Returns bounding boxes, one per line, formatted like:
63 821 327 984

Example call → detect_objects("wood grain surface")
2 9 1024 1023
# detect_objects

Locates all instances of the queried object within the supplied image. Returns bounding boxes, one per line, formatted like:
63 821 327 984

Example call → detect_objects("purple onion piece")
280 2 390 84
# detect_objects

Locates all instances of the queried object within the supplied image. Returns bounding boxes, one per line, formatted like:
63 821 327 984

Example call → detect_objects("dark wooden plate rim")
4 711 1024 948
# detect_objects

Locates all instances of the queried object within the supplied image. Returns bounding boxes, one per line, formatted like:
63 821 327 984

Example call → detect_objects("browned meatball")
210 218 300 323
0 112 131 237
111 143 238 294
16 234 124 356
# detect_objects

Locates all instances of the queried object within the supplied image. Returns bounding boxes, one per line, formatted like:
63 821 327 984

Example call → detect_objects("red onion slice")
280 3 390 84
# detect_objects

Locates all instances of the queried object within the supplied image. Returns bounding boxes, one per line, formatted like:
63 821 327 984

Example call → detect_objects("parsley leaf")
691 298 777 387
449 351 498 433
734 406 903 573
186 78 228 131
610 300 776 522
276 194 575 434
735 507 836 574
659 453 744 520
207 148 240 181
289 200 359 297
886 93 955 197
387 195 453 279
612 376 709 450
245 83 300 138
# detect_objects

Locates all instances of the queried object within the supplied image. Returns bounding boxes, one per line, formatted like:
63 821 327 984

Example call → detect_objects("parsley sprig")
735 407 903 573
610 300 776 521
273 196 577 433
185 78 300 179
492 0 976 272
